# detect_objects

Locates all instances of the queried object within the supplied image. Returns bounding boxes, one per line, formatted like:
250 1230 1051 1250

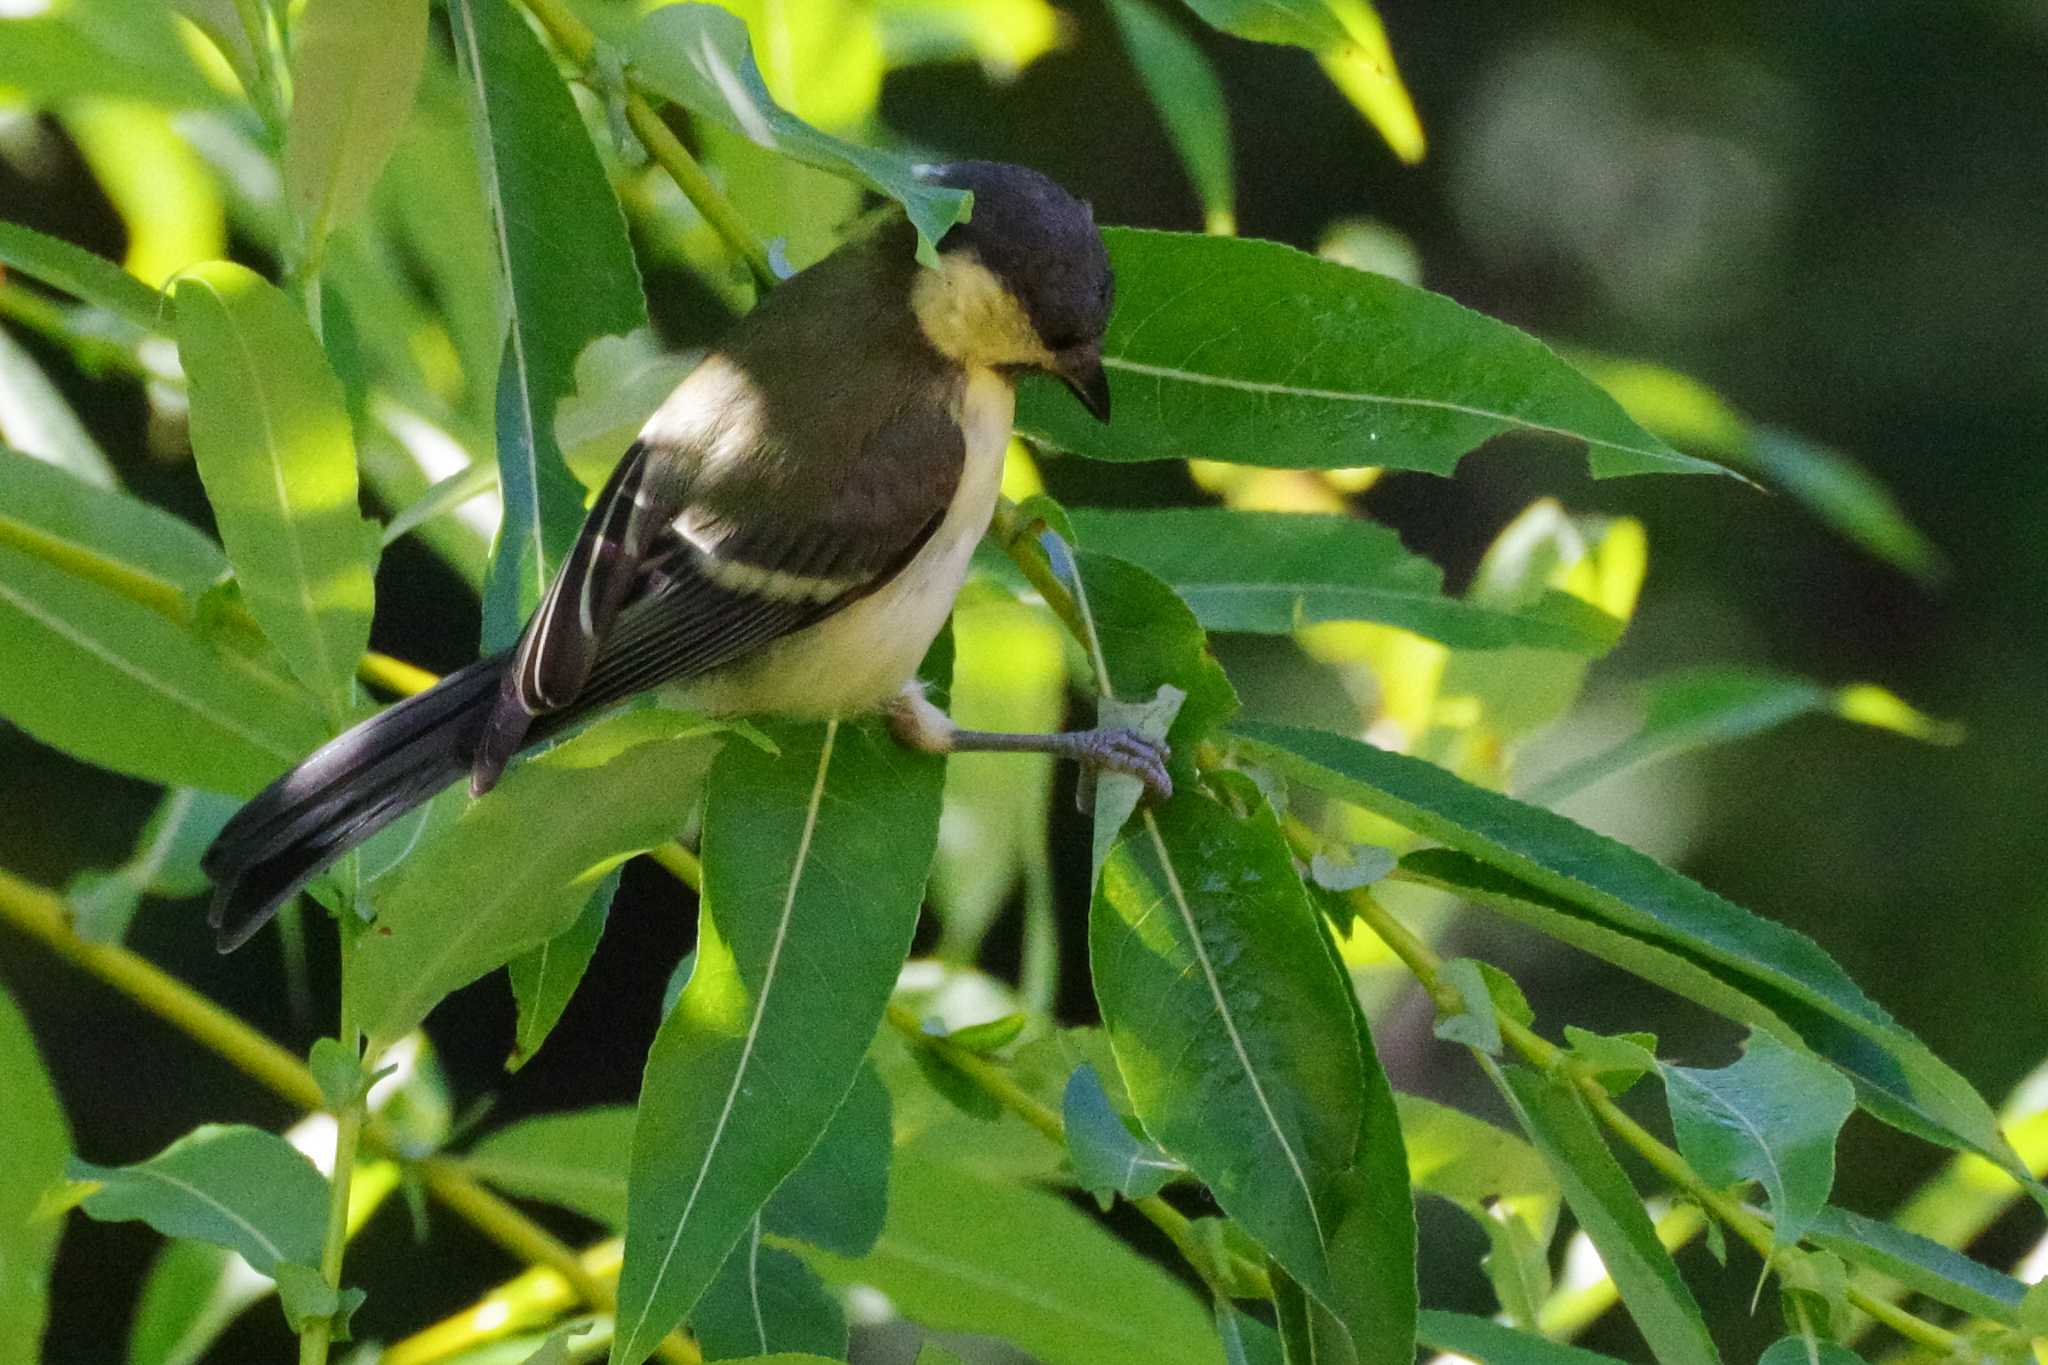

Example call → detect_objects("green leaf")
1015 230 1717 478
0 220 165 332
628 4 972 263
351 709 725 1049
1079 549 1239 771
126 1239 270 1365
1561 1026 1659 1097
0 324 116 487
0 3 218 108
0 986 69 1363
1757 1338 1865 1365
1805 1205 2023 1325
1229 721 2038 1193
693 1222 847 1361
1069 508 1623 654
72 1124 327 1276
273 1261 365 1340
1106 0 1235 231
506 868 621 1071
1063 1061 1183 1205
175 261 382 713
613 718 943 1365
757 1062 893 1257
0 539 325 794
1218 1303 1285 1365
804 1152 1222 1364
67 787 240 943
283 0 429 260
467 1106 636 1228
1415 1311 1631 1365
1522 668 1956 805
1497 1066 1720 1365
0 446 226 597
1655 1031 1854 1250
445 0 647 647
1092 786 1406 1360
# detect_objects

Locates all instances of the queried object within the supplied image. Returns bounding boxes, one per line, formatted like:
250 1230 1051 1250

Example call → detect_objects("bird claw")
1075 726 1173 805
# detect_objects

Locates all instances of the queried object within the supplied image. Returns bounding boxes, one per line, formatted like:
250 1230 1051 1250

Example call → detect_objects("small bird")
202 160 1170 952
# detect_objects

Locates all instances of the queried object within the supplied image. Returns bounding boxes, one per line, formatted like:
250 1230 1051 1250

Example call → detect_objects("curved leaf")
628 4 972 263
1230 721 2037 1194
0 986 69 1363
283 0 429 259
1807 1205 2024 1325
0 220 165 332
1107 0 1235 231
0 447 225 596
1415 1311 1630 1365
176 261 381 712
612 718 943 1365
693 1223 847 1361
351 709 726 1049
446 0 647 647
0 325 115 487
1063 1061 1183 1204
126 1239 271 1365
506 867 621 1071
1017 230 1715 477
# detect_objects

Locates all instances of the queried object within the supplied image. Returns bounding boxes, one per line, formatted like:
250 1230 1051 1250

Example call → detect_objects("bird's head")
910 161 1114 422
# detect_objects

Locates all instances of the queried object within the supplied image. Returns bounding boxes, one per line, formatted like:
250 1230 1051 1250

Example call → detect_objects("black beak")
1057 343 1112 423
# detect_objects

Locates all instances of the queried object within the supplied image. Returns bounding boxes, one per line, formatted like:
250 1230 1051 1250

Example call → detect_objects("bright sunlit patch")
0 0 54 17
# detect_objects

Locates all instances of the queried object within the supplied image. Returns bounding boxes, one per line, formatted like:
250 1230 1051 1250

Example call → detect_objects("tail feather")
202 654 509 952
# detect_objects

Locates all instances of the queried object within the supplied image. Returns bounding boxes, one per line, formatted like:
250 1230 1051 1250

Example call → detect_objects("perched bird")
202 160 1169 952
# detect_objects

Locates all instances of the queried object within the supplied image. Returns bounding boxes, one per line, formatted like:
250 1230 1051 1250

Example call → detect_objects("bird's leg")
884 685 1173 802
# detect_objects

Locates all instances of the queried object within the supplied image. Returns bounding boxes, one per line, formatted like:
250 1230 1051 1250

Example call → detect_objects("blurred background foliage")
4 0 2046 1360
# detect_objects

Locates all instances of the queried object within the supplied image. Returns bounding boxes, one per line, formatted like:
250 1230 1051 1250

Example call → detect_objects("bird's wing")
471 396 965 791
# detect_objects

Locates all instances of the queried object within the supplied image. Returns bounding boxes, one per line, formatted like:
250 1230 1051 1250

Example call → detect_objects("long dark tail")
202 653 512 953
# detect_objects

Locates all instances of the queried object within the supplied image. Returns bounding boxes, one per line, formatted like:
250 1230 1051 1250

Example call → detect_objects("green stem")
300 933 363 1365
988 496 1112 697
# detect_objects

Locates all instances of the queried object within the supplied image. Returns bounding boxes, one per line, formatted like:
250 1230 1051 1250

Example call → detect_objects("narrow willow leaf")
175 261 381 712
126 1239 270 1365
1805 1205 2022 1325
1063 1061 1182 1204
1497 1067 1720 1365
1397 1093 1560 1302
67 787 240 943
1070 508 1622 654
804 1152 1222 1364
0 220 165 332
0 987 69 1363
1218 1302 1284 1365
1230 722 2038 1193
1522 668 1955 805
72 1125 327 1276
613 719 943 1365
1077 549 1239 773
0 542 324 794
1106 0 1235 231
352 710 725 1049
693 1222 847 1361
629 4 972 263
506 868 621 1071
1093 788 1403 1359
0 447 225 597
1016 230 1715 477
446 0 647 646
467 1106 636 1228
1757 1339 1864 1365
0 5 219 107
283 0 429 260
0 324 116 486
1656 1031 1854 1250
1415 1311 1631 1365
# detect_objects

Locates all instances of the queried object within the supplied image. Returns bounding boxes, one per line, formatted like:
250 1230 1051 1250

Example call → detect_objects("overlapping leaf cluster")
0 3 2030 1365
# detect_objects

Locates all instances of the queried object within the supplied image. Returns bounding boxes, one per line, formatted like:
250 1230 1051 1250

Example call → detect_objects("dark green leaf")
176 261 382 712
1757 1337 1865 1365
1415 1311 1632 1365
1063 1061 1183 1205
446 0 647 646
1657 1031 1854 1249
760 1063 893 1258
273 1261 365 1341
693 1223 847 1361
126 1239 269 1365
283 0 429 259
1230 722 2037 1192
629 4 971 263
0 541 325 794
467 1106 636 1229
0 987 69 1362
1106 0 1235 230
72 1124 327 1275
1079 549 1239 772
66 787 239 943
1805 1205 2023 1325
613 718 943 1365
0 221 164 332
506 868 621 1071
351 710 725 1049
1069 508 1622 654
1497 1066 1720 1365
1218 1303 1285 1365
1016 231 1717 478
804 1152 1221 1364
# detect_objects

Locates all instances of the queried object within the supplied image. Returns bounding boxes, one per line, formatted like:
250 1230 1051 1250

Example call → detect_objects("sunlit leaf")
628 3 972 264
505 868 621 1071
446 0 647 647
64 101 226 289
1069 507 1623 654
175 261 381 713
283 0 429 263
1498 1066 1719 1365
0 3 219 107
613 718 943 1365
718 0 884 129
0 325 116 487
1229 723 2040 1195
0 220 165 333
804 1152 1222 1364
1018 231 1716 477
693 1222 847 1361
350 709 726 1049
1106 0 1235 232
0 446 223 597
873 0 1064 79
72 1124 326 1276
0 986 69 1363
